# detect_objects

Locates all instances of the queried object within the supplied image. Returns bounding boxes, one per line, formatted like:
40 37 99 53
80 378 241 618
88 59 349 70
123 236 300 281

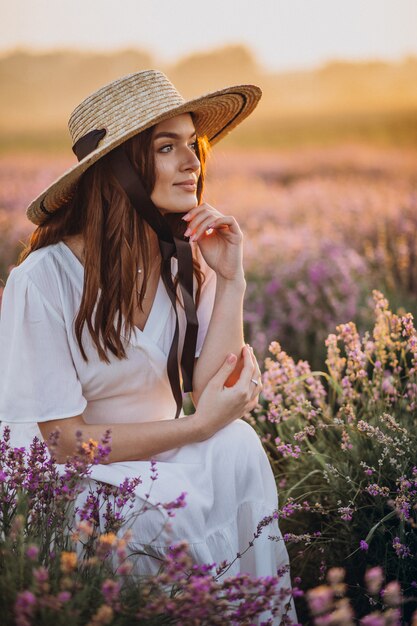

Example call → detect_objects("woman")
0 70 296 623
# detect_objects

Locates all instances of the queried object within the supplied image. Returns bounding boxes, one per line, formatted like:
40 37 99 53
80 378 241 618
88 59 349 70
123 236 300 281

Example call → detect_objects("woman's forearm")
38 413 204 464
192 275 246 405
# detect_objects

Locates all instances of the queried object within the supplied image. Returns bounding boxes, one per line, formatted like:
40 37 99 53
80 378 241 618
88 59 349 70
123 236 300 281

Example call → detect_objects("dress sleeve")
0 269 87 423
195 264 217 358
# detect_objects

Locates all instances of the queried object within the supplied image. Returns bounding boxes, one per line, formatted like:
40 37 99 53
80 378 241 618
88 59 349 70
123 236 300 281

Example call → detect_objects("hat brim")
26 83 261 225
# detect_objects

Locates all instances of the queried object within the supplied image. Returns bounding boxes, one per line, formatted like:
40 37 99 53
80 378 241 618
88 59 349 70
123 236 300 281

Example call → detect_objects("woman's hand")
192 345 262 441
183 203 244 281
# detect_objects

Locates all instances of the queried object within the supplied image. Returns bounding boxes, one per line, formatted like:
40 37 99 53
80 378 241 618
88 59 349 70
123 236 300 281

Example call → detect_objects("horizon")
1 0 416 73
0 44 415 76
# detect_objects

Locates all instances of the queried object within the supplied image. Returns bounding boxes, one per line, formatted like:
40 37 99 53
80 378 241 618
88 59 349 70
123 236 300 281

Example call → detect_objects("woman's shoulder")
9 242 80 287
11 243 60 277
5 242 81 314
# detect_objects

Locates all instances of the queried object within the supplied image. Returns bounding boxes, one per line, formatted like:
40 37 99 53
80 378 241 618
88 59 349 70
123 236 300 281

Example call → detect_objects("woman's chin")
159 201 198 215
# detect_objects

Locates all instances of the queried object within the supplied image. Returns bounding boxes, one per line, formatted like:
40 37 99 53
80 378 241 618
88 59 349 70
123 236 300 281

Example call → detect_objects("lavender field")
2 144 417 368
1 143 417 624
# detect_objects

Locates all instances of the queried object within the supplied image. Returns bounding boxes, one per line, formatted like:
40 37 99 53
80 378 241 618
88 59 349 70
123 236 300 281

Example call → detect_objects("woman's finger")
184 208 221 237
249 383 260 403
244 396 260 414
208 215 241 236
235 345 258 395
190 215 225 241
248 348 262 401
252 351 262 387
183 203 220 227
194 215 242 244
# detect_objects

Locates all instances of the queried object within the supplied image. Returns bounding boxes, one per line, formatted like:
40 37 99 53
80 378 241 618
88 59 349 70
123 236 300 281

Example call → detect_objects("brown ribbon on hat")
72 129 199 419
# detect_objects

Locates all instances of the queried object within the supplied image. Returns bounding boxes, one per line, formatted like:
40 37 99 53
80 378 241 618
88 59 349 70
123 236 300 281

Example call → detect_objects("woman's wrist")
182 411 212 443
215 272 246 292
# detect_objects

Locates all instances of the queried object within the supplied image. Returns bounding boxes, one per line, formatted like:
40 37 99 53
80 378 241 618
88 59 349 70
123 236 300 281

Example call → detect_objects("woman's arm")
38 347 261 464
183 203 249 406
38 412 202 464
192 275 246 406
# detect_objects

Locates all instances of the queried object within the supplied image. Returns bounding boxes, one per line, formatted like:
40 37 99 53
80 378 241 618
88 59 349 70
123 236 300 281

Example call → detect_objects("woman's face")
150 113 201 214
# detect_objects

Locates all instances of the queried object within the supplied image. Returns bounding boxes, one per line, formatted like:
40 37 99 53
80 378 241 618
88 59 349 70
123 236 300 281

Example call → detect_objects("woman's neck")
62 234 85 266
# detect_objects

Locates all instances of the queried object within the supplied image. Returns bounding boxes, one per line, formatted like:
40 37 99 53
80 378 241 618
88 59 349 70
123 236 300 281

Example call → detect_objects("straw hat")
26 69 262 225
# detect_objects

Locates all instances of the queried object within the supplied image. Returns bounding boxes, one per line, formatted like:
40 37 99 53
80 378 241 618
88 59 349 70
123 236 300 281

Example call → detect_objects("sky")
1 0 416 72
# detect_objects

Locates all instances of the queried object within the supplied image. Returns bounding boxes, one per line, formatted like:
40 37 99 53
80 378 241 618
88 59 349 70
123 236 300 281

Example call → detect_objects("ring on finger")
250 378 259 386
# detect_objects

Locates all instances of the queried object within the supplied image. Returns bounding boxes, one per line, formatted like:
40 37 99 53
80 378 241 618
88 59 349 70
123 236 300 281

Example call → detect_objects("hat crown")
68 70 185 146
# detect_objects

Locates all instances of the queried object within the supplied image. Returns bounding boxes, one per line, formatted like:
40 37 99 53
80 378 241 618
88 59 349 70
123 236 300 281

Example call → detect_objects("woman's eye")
158 141 197 153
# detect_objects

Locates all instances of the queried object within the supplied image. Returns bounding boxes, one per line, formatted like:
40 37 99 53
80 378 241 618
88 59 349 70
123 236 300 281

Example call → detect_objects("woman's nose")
181 148 200 173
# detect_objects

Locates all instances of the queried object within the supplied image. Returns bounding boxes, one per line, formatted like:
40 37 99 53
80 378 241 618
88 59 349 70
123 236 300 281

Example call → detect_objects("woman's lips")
174 182 197 192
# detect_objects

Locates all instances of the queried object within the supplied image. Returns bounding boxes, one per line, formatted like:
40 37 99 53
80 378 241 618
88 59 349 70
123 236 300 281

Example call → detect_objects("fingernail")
182 214 191 221
184 228 191 237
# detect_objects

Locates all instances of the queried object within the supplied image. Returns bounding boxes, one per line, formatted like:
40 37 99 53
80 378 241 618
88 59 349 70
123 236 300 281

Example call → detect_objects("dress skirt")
77 419 297 624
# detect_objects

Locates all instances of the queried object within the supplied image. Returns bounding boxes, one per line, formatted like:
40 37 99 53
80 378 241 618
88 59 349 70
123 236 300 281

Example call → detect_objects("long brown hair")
18 123 210 362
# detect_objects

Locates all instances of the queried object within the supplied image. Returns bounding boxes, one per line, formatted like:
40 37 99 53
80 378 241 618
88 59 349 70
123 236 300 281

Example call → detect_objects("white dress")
0 241 296 624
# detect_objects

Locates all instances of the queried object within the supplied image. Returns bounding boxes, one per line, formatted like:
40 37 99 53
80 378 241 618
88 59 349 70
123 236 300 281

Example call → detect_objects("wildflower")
261 341 326 423
281 531 318 544
360 613 385 626
392 536 411 558
10 514 24 540
357 421 393 446
325 333 346 380
33 566 49 583
306 584 334 616
14 591 37 626
25 544 39 561
338 506 354 521
329 598 354 625
280 499 304 519
364 567 384 595
150 458 158 480
81 438 99 461
98 532 117 548
382 581 402 607
101 579 120 607
293 424 316 441
327 568 345 585
366 484 390 497
57 591 71 604
275 437 301 459
77 519 94 538
60 551 78 574
360 540 369 551
341 429 353 451
86 604 114 626
32 566 50 594
117 561 133 576
162 491 187 516
383 608 402 626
